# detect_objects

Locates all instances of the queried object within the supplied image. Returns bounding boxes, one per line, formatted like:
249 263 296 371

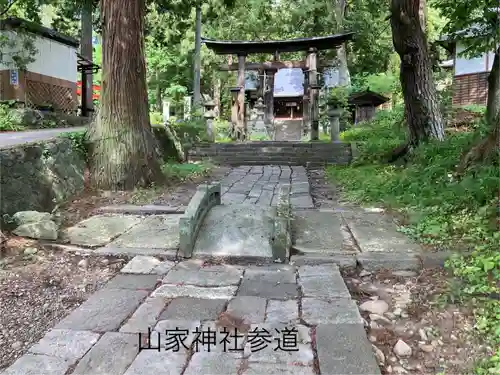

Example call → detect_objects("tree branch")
0 0 19 17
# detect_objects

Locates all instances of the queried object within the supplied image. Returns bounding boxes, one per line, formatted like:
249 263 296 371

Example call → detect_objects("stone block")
198 321 247 353
120 297 170 333
316 323 381 375
72 332 139 375
238 280 298 300
301 298 363 325
241 362 315 375
290 253 357 268
110 214 182 250
265 300 299 324
159 297 227 321
152 284 237 299
28 329 100 363
121 255 162 274
1 354 71 375
105 274 160 290
244 265 296 284
123 351 187 375
183 352 242 375
357 252 422 271
226 296 267 324
162 264 243 286
179 183 221 258
151 320 200 352
56 288 148 331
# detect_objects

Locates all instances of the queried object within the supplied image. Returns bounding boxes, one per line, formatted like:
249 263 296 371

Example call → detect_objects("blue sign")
10 70 18 86
92 36 99 46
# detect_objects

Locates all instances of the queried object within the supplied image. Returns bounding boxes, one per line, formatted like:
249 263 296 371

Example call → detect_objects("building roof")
0 17 79 48
202 32 355 55
348 90 389 106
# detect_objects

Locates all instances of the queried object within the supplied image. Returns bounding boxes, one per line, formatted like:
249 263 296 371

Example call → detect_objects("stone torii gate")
202 33 354 140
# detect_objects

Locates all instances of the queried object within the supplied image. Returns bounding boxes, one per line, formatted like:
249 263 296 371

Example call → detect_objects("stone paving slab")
183 352 242 375
301 298 363 325
1 354 72 375
265 300 299 324
55 288 149 332
120 296 170 333
162 264 243 286
344 211 422 253
123 351 187 375
64 214 144 247
152 284 237 299
316 323 381 375
298 265 351 299
94 246 178 258
237 280 299 300
357 252 422 271
192 205 274 259
105 274 160 290
120 255 162 274
93 204 186 215
290 253 357 267
293 211 346 252
159 297 227 321
72 332 138 375
28 329 100 362
226 296 267 324
109 214 182 250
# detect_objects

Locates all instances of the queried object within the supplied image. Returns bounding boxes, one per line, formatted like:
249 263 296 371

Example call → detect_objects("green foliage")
61 130 90 162
326 109 500 371
161 160 212 181
168 117 209 150
340 107 406 163
0 104 23 131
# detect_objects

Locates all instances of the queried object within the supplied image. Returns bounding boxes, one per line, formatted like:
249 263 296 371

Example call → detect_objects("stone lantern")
204 99 216 142
252 97 268 138
326 99 342 142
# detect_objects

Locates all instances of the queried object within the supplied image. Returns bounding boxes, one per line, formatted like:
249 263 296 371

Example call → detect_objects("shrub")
327 108 499 371
0 103 23 131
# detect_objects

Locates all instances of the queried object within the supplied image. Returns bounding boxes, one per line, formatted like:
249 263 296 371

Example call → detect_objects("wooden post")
302 57 310 135
237 54 246 139
308 47 319 141
264 69 276 124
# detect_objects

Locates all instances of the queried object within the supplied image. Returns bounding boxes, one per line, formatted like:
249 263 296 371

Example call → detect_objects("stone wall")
188 141 353 166
0 138 85 221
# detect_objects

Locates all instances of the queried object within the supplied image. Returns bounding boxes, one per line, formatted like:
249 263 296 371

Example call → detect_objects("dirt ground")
0 166 230 370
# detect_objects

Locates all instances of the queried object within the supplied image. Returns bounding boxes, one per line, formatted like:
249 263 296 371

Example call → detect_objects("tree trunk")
486 46 500 125
81 0 94 116
390 0 445 146
334 0 350 86
89 0 164 190
213 75 221 117
155 68 162 112
458 47 500 172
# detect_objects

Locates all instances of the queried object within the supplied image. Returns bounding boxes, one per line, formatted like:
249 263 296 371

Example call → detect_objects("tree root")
457 124 499 175
386 142 411 164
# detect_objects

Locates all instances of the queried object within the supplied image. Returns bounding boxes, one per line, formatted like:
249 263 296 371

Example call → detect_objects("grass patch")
326 109 499 373
161 160 213 181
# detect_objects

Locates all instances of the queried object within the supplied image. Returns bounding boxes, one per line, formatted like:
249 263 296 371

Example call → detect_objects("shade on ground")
193 205 274 259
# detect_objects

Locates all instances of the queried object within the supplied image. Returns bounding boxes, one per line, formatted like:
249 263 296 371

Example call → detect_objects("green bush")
161 160 212 181
326 109 499 371
61 130 90 163
0 104 23 131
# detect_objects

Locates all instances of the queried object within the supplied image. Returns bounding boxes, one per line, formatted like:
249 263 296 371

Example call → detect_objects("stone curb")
270 184 292 262
92 205 186 215
179 183 221 258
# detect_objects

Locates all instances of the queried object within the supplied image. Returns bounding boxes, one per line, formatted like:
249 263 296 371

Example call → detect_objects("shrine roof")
202 32 355 55
348 90 390 106
0 17 79 48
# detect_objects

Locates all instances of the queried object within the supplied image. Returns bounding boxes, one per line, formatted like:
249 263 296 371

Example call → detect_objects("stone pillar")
237 54 247 139
264 68 276 124
230 87 240 138
184 96 192 120
204 100 216 141
327 101 342 142
307 47 319 141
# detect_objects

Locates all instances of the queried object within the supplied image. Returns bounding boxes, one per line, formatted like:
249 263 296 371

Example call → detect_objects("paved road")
0 127 87 147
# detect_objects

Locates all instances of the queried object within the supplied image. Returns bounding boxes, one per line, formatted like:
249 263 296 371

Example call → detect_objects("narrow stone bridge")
3 165 423 375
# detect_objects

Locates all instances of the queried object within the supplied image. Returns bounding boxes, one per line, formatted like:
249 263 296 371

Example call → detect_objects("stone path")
8 164 427 374
273 119 303 141
2 259 381 375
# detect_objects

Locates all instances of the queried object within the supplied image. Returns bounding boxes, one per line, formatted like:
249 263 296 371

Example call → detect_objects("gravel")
0 239 123 370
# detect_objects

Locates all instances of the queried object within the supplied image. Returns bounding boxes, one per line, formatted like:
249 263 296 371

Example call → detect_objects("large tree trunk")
89 0 164 190
390 0 445 146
